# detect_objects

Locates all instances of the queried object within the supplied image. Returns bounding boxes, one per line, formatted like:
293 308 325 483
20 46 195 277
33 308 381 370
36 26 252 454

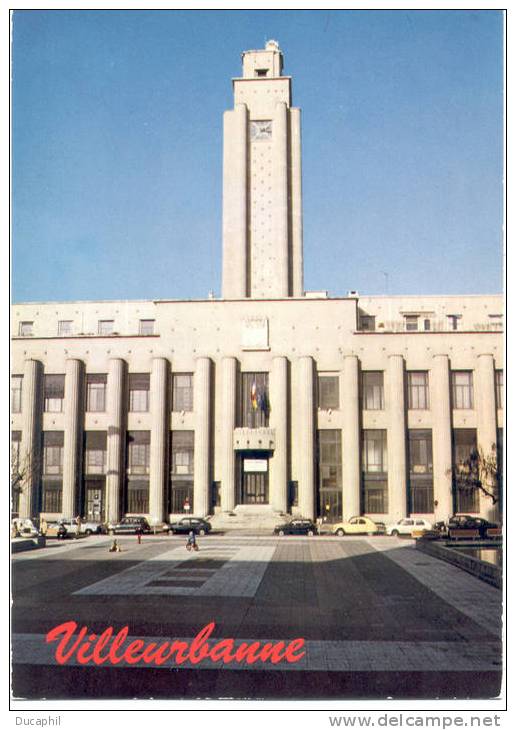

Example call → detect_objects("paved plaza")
11 534 503 700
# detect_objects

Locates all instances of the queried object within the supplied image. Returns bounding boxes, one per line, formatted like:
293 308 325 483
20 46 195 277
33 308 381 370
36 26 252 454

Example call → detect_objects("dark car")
434 515 499 538
107 516 152 535
168 517 212 536
273 519 317 536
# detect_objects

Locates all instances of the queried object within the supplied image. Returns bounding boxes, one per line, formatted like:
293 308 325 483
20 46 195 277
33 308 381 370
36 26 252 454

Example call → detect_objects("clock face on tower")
250 120 272 140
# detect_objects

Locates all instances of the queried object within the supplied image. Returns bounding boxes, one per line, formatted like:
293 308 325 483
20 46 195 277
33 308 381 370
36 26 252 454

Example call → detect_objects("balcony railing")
233 427 276 451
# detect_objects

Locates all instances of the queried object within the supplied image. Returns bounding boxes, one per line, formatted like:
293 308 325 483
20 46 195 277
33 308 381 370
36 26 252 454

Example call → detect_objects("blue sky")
11 9 504 302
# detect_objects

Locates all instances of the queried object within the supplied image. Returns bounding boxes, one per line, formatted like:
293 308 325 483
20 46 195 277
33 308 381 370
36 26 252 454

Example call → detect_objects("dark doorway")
317 489 342 521
84 478 105 522
239 453 269 504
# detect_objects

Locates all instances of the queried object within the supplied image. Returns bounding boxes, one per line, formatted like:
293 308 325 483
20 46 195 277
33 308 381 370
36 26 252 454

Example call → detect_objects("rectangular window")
318 375 339 410
240 372 269 428
139 319 155 335
495 370 503 409
424 319 431 331
44 374 65 412
58 320 73 336
447 315 461 331
172 373 194 412
359 315 375 331
453 429 479 513
98 320 114 335
127 431 150 475
43 446 63 475
409 430 433 474
361 372 384 410
11 375 23 413
317 430 342 520
362 429 388 514
405 316 418 332
129 373 150 412
42 431 64 512
288 480 298 508
126 479 149 514
171 431 194 475
84 431 107 475
408 429 434 513
41 483 62 513
19 321 33 336
363 429 387 473
407 371 429 410
86 374 107 412
452 371 474 409
170 431 194 513
125 432 150 513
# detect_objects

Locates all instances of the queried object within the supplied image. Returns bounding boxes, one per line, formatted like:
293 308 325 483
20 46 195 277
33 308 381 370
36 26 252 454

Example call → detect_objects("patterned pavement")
11 534 503 699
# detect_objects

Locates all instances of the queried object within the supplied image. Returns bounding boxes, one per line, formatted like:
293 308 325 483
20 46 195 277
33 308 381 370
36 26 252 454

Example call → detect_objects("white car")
385 518 432 536
11 518 39 537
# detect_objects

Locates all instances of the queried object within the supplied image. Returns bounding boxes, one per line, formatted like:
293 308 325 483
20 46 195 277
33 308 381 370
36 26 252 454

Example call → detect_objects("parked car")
53 518 81 539
51 517 106 538
333 516 385 536
385 517 433 537
167 517 212 536
11 518 38 538
434 515 499 539
107 516 152 535
273 519 317 536
80 520 106 535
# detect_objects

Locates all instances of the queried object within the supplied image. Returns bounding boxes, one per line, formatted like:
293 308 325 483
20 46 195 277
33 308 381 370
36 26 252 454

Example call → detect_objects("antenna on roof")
381 271 389 295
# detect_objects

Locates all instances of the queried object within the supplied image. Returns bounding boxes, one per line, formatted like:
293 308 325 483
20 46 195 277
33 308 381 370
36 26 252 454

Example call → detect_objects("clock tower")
222 40 303 299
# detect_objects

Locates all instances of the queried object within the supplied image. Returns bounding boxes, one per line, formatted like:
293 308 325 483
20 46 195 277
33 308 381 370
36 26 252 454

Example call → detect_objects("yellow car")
333 516 385 536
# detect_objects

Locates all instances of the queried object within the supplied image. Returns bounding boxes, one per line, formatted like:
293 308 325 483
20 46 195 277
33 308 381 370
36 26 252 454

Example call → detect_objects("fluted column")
272 101 289 298
62 359 83 517
222 104 248 298
106 358 126 523
431 355 453 522
269 356 288 512
194 357 211 517
387 355 407 521
290 107 303 297
297 356 315 518
476 354 497 519
221 357 237 511
19 359 43 518
341 356 361 520
149 357 168 523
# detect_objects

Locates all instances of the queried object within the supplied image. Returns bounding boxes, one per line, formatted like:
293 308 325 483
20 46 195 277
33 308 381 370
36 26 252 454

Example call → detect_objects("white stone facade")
11 42 503 528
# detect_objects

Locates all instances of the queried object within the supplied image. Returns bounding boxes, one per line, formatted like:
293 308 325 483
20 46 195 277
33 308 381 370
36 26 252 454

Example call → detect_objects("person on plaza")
109 539 121 552
186 530 198 551
136 524 143 544
39 517 48 536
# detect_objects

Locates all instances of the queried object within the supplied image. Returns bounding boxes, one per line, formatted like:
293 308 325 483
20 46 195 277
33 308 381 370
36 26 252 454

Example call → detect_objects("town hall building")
11 41 503 530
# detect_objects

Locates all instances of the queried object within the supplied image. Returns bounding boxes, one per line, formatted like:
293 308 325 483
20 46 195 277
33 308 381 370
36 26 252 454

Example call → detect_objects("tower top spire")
241 40 283 79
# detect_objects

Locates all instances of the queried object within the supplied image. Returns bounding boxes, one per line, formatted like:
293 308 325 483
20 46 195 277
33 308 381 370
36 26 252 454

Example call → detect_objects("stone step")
209 510 287 531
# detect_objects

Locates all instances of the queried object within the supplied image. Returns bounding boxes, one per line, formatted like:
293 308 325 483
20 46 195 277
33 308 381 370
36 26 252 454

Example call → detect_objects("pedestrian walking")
186 530 199 552
136 525 143 544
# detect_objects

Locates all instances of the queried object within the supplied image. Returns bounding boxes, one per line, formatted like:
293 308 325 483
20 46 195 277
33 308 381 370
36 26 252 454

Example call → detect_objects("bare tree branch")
447 443 500 505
